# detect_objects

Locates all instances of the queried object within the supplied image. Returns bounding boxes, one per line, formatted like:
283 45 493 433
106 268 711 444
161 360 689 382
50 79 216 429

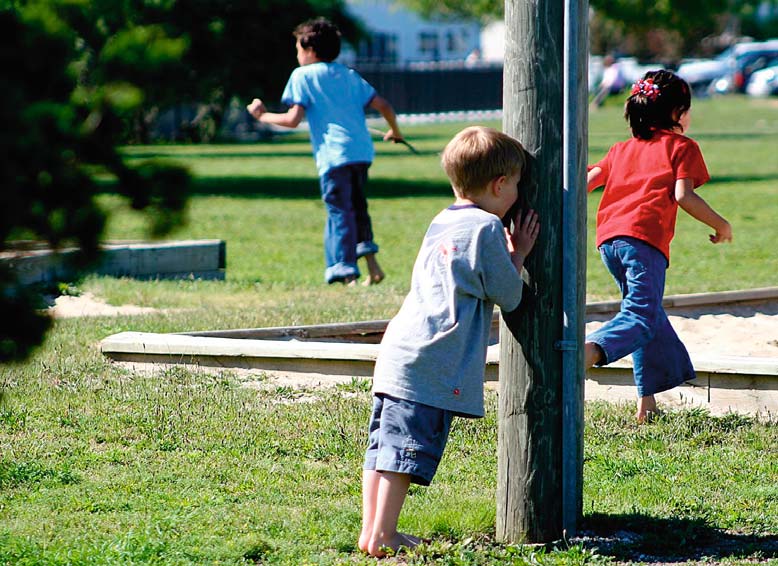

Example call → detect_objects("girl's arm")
587 166 604 192
675 178 733 243
246 98 305 129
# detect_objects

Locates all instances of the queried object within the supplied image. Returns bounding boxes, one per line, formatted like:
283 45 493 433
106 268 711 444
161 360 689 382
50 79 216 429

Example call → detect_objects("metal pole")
561 0 588 536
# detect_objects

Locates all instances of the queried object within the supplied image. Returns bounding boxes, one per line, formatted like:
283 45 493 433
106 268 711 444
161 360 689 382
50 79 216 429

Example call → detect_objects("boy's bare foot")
341 275 357 287
362 272 385 286
363 254 385 286
367 532 421 558
584 342 603 369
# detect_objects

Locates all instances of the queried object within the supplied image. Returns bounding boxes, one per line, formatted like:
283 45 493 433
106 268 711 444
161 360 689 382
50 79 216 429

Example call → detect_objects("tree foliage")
0 0 359 363
394 0 778 56
393 0 503 22
48 0 360 141
0 2 189 362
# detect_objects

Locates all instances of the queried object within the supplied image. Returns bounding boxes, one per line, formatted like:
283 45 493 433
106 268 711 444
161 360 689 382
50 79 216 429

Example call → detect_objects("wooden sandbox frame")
101 287 778 416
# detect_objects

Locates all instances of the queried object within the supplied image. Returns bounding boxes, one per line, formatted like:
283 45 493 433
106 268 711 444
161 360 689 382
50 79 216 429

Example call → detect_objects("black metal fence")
357 62 504 114
150 63 505 141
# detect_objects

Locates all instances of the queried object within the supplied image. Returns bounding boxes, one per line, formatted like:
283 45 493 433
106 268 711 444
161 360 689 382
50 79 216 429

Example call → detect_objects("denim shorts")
363 394 454 486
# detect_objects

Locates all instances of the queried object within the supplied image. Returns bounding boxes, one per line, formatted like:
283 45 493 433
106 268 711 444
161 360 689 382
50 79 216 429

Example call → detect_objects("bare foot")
584 342 603 369
357 531 369 554
636 395 658 423
363 254 385 286
367 532 421 557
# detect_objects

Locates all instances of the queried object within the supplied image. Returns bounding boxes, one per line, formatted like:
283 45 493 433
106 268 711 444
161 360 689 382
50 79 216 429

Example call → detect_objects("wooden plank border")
1 239 226 285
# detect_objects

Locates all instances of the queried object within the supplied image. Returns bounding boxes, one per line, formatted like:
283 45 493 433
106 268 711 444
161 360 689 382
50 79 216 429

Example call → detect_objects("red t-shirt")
589 130 710 262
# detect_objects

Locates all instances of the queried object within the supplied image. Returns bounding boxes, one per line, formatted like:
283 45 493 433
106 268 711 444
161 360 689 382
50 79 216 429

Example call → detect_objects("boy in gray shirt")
359 126 540 557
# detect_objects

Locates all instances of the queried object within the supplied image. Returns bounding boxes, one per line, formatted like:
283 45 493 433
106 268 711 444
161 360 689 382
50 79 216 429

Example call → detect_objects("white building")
343 0 482 65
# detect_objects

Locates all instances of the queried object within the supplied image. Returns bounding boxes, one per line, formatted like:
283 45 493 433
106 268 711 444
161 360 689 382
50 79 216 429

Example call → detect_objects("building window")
446 28 470 54
418 31 440 60
357 32 398 64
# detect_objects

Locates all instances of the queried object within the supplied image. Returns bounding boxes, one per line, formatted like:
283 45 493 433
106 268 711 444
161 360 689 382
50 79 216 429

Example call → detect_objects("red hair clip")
631 78 661 101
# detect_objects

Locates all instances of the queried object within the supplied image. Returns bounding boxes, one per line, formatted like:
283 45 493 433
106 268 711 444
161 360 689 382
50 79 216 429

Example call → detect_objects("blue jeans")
319 163 379 284
586 237 695 397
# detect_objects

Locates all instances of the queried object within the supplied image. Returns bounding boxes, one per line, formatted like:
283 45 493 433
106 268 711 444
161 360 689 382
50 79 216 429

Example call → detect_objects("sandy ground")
586 300 778 359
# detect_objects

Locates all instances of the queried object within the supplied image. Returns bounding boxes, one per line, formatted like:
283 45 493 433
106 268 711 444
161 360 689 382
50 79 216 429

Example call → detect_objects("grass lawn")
1 96 777 565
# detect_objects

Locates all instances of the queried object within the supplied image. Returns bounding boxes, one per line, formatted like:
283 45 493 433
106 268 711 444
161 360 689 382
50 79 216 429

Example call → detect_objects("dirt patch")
47 292 162 318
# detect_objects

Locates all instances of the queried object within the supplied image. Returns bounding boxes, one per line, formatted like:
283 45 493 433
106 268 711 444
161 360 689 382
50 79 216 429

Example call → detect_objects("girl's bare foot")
636 395 658 423
363 254 385 286
584 342 603 368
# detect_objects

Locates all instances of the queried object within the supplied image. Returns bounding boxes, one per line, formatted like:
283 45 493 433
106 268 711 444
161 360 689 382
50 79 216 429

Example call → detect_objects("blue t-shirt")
372 205 524 418
281 62 376 175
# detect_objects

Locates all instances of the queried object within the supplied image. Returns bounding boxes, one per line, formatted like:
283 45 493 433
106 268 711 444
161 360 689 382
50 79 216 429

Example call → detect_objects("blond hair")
441 126 527 197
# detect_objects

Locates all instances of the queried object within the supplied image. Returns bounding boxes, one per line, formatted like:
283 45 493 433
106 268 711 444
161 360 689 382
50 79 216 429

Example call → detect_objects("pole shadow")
578 512 778 563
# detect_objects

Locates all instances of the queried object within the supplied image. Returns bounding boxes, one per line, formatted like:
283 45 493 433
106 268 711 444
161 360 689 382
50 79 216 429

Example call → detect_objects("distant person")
247 18 403 285
592 54 626 108
585 70 732 422
465 47 482 66
359 126 539 557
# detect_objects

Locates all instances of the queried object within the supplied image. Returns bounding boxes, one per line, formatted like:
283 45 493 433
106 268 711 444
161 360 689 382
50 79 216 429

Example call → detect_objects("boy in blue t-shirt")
359 126 539 557
248 18 403 285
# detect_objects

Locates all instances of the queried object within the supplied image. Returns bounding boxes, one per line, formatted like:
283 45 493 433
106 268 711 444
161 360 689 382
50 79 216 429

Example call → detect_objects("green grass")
1 96 778 565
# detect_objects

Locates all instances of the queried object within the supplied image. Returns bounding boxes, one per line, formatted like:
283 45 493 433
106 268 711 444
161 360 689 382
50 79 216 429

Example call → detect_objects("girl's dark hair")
293 18 341 62
624 69 691 140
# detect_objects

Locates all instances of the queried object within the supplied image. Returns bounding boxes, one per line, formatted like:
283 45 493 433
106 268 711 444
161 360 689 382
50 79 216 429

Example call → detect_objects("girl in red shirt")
585 70 732 423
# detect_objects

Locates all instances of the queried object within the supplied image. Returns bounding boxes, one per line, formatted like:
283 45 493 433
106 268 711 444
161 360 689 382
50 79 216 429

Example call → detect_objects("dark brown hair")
625 69 691 140
293 18 341 62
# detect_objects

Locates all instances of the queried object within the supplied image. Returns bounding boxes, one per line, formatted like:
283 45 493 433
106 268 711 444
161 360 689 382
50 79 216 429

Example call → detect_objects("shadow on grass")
694 131 778 141
124 147 441 160
708 173 778 184
580 512 778 562
100 176 452 199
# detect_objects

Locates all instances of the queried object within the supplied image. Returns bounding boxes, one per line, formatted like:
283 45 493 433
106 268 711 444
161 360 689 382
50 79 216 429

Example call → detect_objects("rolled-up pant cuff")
356 241 379 258
325 262 359 284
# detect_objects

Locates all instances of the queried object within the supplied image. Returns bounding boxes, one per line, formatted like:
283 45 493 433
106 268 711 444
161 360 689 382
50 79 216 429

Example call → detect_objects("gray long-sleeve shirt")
373 205 523 417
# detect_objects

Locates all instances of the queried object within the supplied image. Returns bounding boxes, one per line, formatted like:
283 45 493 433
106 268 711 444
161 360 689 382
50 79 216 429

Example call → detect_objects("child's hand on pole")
510 209 540 259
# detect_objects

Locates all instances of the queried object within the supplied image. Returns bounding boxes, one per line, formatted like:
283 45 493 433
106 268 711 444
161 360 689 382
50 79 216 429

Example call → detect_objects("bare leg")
362 254 385 286
636 395 658 423
358 470 380 553
366 471 419 557
584 342 603 369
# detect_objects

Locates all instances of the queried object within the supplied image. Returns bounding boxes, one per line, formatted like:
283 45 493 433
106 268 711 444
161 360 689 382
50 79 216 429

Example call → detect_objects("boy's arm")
675 178 733 243
587 166 604 192
368 95 403 141
246 98 305 129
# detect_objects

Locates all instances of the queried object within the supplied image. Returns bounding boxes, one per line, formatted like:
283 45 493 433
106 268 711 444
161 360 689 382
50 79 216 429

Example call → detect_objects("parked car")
746 64 778 96
677 39 778 94
711 49 778 93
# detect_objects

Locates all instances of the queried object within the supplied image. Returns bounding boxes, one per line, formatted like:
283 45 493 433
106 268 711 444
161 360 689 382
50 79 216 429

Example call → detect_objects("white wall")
345 0 481 64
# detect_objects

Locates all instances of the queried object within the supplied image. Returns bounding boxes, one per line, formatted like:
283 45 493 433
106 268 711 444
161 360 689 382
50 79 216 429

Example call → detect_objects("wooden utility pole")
497 0 588 543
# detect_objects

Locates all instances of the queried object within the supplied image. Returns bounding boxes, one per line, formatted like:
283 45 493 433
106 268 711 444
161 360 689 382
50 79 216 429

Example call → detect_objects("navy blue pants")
319 163 379 284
